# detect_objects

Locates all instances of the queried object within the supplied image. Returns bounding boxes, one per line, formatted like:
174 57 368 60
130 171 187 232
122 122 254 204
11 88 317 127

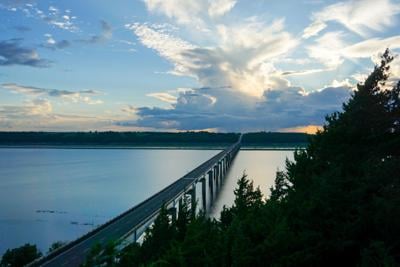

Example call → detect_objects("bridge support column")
219 161 223 184
222 159 226 177
214 165 219 192
185 184 196 214
133 228 137 242
168 207 177 223
200 176 207 212
178 197 183 212
208 170 214 205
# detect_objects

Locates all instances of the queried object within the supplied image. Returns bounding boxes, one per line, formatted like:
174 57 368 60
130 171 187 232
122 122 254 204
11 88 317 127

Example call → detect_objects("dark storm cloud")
116 86 352 132
0 39 50 67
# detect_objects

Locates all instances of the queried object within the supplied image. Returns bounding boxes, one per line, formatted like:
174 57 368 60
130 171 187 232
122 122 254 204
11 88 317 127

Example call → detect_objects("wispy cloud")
307 33 400 69
147 92 178 104
0 39 50 67
1 83 103 104
0 0 33 9
303 0 400 38
302 20 326 39
144 0 237 32
208 0 237 17
281 68 333 76
307 31 347 68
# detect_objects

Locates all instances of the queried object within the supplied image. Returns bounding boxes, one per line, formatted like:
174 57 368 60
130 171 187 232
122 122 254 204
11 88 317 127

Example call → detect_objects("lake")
0 148 293 255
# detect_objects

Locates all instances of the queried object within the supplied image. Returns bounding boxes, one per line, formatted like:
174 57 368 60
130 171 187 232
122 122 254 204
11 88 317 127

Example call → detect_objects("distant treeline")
241 132 310 147
0 131 310 147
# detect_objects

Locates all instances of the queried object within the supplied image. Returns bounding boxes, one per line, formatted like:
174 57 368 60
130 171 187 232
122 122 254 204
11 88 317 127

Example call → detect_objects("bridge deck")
31 139 241 267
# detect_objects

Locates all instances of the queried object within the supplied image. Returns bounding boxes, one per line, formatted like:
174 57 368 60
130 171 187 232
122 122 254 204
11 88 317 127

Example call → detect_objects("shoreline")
0 145 305 150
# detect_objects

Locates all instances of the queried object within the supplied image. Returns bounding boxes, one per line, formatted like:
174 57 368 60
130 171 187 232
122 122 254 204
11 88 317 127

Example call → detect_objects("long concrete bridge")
28 135 242 266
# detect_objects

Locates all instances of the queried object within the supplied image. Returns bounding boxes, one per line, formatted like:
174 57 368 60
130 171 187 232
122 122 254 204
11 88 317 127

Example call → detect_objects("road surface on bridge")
30 139 240 267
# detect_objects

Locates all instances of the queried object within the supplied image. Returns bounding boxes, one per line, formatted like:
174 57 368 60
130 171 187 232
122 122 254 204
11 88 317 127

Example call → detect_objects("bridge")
28 135 242 266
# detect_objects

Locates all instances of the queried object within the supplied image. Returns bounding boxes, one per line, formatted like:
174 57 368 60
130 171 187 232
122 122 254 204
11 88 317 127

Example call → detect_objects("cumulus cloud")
0 39 50 67
1 98 52 116
125 0 375 132
79 20 112 44
125 0 399 132
304 0 400 38
128 19 297 97
117 85 352 132
0 99 119 131
1 83 103 104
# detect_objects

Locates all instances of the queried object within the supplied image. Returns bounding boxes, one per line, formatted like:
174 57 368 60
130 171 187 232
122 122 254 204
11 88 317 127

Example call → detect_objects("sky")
0 0 399 133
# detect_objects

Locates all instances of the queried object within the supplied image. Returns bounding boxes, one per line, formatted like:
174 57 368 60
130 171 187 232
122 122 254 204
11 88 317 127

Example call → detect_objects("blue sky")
0 0 399 132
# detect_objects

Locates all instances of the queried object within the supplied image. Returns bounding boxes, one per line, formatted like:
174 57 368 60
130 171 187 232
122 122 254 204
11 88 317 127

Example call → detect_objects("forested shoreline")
2 50 399 266
78 50 400 266
0 131 309 148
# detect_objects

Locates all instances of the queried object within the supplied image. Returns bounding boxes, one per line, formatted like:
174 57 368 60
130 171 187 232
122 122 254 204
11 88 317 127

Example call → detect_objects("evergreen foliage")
6 50 399 266
0 244 42 267
99 49 398 266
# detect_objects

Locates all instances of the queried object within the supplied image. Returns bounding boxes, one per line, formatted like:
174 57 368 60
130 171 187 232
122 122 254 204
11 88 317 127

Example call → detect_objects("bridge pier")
185 184 196 214
214 165 219 192
218 161 223 185
222 159 225 177
168 207 177 223
178 196 183 212
30 136 242 267
208 170 214 206
199 176 207 212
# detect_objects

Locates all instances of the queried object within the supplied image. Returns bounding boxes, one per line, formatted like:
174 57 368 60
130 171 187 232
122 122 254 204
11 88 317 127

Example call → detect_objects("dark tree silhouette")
68 50 400 266
0 244 42 267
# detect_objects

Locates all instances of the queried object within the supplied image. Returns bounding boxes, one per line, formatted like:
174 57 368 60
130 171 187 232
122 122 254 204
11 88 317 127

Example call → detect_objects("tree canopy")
80 49 400 266
5 50 399 266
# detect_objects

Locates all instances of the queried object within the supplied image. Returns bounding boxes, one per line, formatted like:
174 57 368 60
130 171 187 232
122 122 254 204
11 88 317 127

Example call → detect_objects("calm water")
211 150 293 217
0 148 293 255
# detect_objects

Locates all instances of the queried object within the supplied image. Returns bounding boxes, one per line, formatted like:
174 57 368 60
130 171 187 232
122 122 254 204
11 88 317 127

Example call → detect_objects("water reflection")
211 150 294 218
0 149 293 255
0 148 219 255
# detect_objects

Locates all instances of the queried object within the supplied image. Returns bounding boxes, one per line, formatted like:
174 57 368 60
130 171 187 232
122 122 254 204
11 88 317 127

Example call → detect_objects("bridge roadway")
30 138 241 267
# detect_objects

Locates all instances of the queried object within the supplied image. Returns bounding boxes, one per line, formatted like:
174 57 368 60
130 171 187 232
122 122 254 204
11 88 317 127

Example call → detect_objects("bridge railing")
27 136 241 267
